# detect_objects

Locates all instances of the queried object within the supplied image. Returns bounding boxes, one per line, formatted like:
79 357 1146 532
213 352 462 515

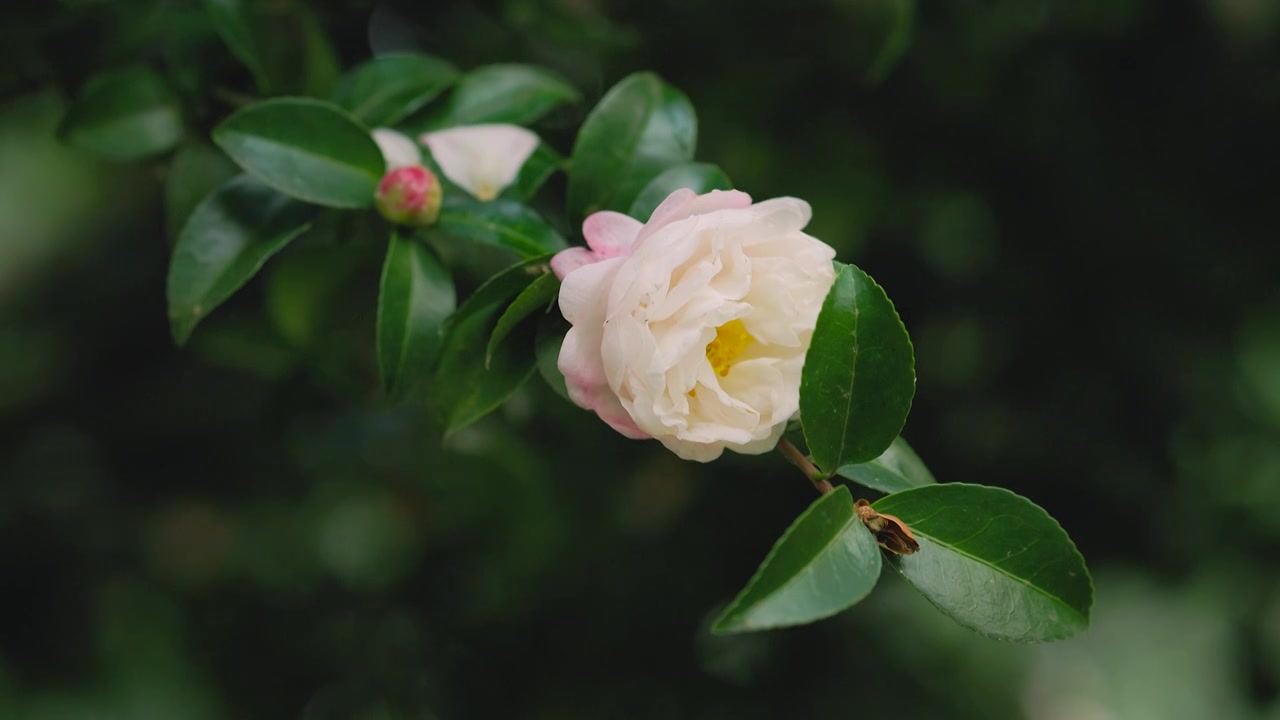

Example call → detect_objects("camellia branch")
776 438 835 495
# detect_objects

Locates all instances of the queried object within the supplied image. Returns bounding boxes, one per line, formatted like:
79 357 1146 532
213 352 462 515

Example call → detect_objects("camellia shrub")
56 2 1092 643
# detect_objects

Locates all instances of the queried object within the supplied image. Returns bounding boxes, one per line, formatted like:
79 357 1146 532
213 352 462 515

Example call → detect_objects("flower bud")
374 166 442 227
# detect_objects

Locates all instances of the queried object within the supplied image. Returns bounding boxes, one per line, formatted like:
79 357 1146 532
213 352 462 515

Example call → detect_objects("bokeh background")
3 0 1280 717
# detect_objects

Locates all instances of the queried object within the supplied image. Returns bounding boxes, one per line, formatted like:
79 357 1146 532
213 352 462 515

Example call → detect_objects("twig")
776 438 834 495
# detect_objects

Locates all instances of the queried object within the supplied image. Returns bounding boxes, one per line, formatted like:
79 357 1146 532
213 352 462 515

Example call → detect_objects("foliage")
6 0 1274 716
38 0 1095 641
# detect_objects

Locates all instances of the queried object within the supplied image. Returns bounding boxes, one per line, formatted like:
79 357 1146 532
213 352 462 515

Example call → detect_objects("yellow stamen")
704 319 754 378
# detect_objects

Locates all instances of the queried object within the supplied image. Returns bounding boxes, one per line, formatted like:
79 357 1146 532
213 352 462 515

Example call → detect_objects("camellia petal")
583 211 643 257
372 128 422 170
420 124 540 201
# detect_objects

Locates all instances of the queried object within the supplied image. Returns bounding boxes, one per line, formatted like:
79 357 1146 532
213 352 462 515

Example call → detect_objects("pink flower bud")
375 166 442 226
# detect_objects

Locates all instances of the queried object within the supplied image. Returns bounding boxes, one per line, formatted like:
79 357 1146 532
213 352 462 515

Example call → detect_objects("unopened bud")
375 165 442 227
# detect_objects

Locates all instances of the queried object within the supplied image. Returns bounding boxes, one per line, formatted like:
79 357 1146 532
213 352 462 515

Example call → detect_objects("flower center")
704 319 754 377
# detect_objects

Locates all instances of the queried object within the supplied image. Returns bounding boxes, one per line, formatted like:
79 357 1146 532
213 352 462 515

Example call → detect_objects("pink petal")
582 211 643 257
550 247 599 280
642 188 697 228
636 189 754 247
558 328 651 440
557 256 623 325
681 189 753 217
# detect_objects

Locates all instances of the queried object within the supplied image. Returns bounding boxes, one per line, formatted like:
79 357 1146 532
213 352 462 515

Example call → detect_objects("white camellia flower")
420 124 539 201
371 128 422 169
551 188 837 462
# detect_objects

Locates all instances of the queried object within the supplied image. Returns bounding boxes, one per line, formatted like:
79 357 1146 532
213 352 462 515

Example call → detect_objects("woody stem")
776 438 834 495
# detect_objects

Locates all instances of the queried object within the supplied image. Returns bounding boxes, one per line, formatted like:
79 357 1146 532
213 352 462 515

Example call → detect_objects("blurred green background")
3 0 1280 717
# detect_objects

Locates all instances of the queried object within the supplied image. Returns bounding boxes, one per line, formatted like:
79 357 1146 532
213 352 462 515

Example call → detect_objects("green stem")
777 438 834 495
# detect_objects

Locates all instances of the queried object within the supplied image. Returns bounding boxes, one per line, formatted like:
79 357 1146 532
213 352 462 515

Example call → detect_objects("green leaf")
800 263 916 474
213 98 385 208
415 63 579 130
567 72 697 224
535 309 572 402
485 271 560 367
332 53 458 127
713 485 881 633
434 201 568 259
432 256 552 435
503 143 563 202
60 66 183 161
167 175 317 345
204 0 339 97
627 162 732 221
874 483 1093 642
836 436 936 494
865 0 915 83
377 232 456 398
203 0 269 91
165 141 239 242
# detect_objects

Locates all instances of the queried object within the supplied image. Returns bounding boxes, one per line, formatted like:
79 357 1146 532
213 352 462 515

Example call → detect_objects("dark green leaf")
203 0 268 90
332 53 458 127
165 141 239 242
485 272 560 366
503 143 563 202
213 98 385 208
60 66 183 161
415 64 579 130
535 309 572 402
865 0 915 83
837 436 936 494
874 483 1093 642
627 162 731 221
167 175 317 345
377 232 456 398
800 263 916 474
713 485 881 633
567 72 697 224
434 201 567 258
432 256 552 435
204 0 339 96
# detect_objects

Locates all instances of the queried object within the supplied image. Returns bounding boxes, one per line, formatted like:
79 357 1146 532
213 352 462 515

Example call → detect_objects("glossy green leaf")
432 256 552 435
60 66 183 161
168 175 317 345
627 162 732 221
503 143 563 202
203 0 268 90
204 0 339 96
434 201 567 258
415 64 579 130
165 141 239 241
535 309 572 402
713 485 881 633
800 263 916 474
213 98 385 208
874 483 1093 642
377 233 456 398
332 53 458 127
567 72 697 224
485 271 560 366
836 436 936 494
